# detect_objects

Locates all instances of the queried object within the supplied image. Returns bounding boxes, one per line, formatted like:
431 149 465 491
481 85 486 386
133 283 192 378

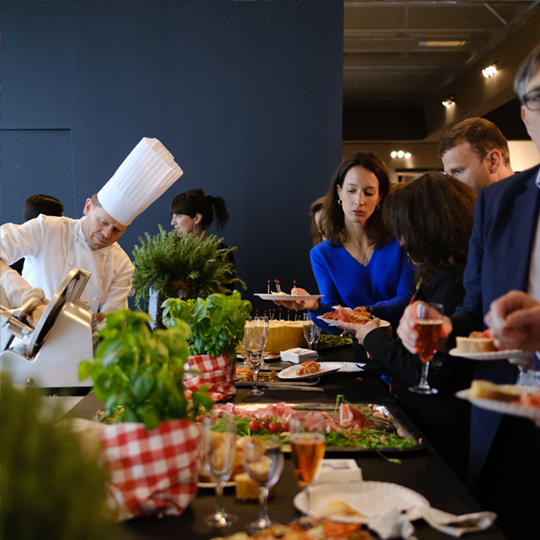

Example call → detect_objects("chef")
0 137 183 323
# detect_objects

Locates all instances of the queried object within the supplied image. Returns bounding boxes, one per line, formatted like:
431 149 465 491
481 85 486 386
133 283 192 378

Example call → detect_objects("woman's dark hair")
170 189 229 231
23 194 64 222
324 152 393 248
310 196 326 246
382 171 477 282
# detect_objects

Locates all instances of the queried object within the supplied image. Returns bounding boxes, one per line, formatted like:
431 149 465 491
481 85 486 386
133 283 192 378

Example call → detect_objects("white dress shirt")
0 215 134 314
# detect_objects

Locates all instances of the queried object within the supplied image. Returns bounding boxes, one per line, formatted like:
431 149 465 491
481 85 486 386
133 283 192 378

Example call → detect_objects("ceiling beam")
422 7 540 141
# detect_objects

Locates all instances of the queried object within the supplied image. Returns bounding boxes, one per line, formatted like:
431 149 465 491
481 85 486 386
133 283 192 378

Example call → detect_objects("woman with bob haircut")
338 171 477 480
276 152 416 332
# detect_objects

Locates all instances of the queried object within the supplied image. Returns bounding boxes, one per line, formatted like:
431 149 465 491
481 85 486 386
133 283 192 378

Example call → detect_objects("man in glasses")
396 44 540 540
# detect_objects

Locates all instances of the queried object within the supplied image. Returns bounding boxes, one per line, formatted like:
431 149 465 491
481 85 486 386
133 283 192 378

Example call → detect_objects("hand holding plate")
271 287 319 311
337 320 380 345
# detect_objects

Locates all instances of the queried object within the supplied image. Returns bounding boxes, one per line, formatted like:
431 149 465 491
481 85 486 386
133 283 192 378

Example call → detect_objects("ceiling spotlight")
442 95 456 108
482 63 498 79
391 150 412 159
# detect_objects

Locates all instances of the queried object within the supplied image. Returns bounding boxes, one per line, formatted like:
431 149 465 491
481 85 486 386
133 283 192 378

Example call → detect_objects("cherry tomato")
195 415 203 423
262 421 271 430
249 420 261 432
268 421 280 434
281 421 289 432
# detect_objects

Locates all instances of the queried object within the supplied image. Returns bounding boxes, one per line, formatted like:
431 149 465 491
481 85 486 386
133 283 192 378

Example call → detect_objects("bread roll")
456 332 497 353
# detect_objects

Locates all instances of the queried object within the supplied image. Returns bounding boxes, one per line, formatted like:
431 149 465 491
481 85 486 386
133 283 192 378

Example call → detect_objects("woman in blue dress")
275 152 416 333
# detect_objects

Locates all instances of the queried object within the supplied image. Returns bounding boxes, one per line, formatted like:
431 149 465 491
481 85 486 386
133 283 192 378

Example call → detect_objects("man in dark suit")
397 44 540 540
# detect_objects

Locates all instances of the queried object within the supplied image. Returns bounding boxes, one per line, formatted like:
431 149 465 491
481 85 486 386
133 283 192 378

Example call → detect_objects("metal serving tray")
233 402 426 454
235 371 320 388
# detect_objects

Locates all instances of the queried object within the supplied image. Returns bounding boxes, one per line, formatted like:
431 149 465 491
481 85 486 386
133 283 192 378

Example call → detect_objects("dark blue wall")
0 0 343 314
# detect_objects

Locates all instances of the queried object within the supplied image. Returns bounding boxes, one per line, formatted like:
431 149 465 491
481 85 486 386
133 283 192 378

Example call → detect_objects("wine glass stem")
418 360 430 388
306 484 312 515
253 369 259 393
215 481 225 516
258 487 270 526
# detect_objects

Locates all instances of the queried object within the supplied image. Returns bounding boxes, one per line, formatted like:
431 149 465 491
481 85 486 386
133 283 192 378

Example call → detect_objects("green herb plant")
0 375 121 540
162 291 252 360
132 225 243 310
79 309 213 430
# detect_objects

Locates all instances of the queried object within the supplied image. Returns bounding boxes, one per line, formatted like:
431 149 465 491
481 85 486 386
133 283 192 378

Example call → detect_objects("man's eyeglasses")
522 89 540 111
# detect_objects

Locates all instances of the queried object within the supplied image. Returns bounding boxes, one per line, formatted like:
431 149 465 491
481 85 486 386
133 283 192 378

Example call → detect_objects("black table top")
123 347 507 540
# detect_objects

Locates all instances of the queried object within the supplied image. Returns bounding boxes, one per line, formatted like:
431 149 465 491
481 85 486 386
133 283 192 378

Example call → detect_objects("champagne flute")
203 413 238 527
409 302 444 395
244 324 266 396
303 313 322 351
242 438 284 532
289 414 326 515
253 316 270 369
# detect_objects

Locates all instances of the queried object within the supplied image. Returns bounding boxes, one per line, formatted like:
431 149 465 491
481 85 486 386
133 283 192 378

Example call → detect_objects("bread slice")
470 380 522 402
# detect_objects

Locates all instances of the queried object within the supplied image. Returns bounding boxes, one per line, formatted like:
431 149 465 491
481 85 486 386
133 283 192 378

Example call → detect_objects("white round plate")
278 362 341 381
456 388 540 421
255 293 322 301
294 481 429 523
449 348 532 361
317 315 390 328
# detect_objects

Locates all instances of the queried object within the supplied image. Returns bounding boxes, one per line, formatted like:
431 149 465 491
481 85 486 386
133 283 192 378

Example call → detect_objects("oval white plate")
456 388 540 420
255 293 322 301
318 315 390 328
294 481 429 523
278 363 340 381
449 348 532 361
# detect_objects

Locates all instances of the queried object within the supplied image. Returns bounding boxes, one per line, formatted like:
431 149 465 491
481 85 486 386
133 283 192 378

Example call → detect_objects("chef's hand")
485 290 540 352
396 302 453 354
337 320 380 345
27 303 47 328
271 287 319 311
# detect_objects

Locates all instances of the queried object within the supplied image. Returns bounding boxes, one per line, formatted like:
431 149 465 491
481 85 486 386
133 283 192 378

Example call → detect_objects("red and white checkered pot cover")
99 419 201 520
184 353 236 401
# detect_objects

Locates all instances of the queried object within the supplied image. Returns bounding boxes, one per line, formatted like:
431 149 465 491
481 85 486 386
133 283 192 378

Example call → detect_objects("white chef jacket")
0 215 134 314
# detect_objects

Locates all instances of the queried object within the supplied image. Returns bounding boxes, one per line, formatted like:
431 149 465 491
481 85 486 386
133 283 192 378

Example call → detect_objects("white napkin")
280 348 318 364
370 505 497 539
421 506 497 537
369 507 418 539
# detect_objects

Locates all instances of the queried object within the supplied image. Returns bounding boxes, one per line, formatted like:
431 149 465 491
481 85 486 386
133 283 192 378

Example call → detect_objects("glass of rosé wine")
289 414 326 515
409 302 444 395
